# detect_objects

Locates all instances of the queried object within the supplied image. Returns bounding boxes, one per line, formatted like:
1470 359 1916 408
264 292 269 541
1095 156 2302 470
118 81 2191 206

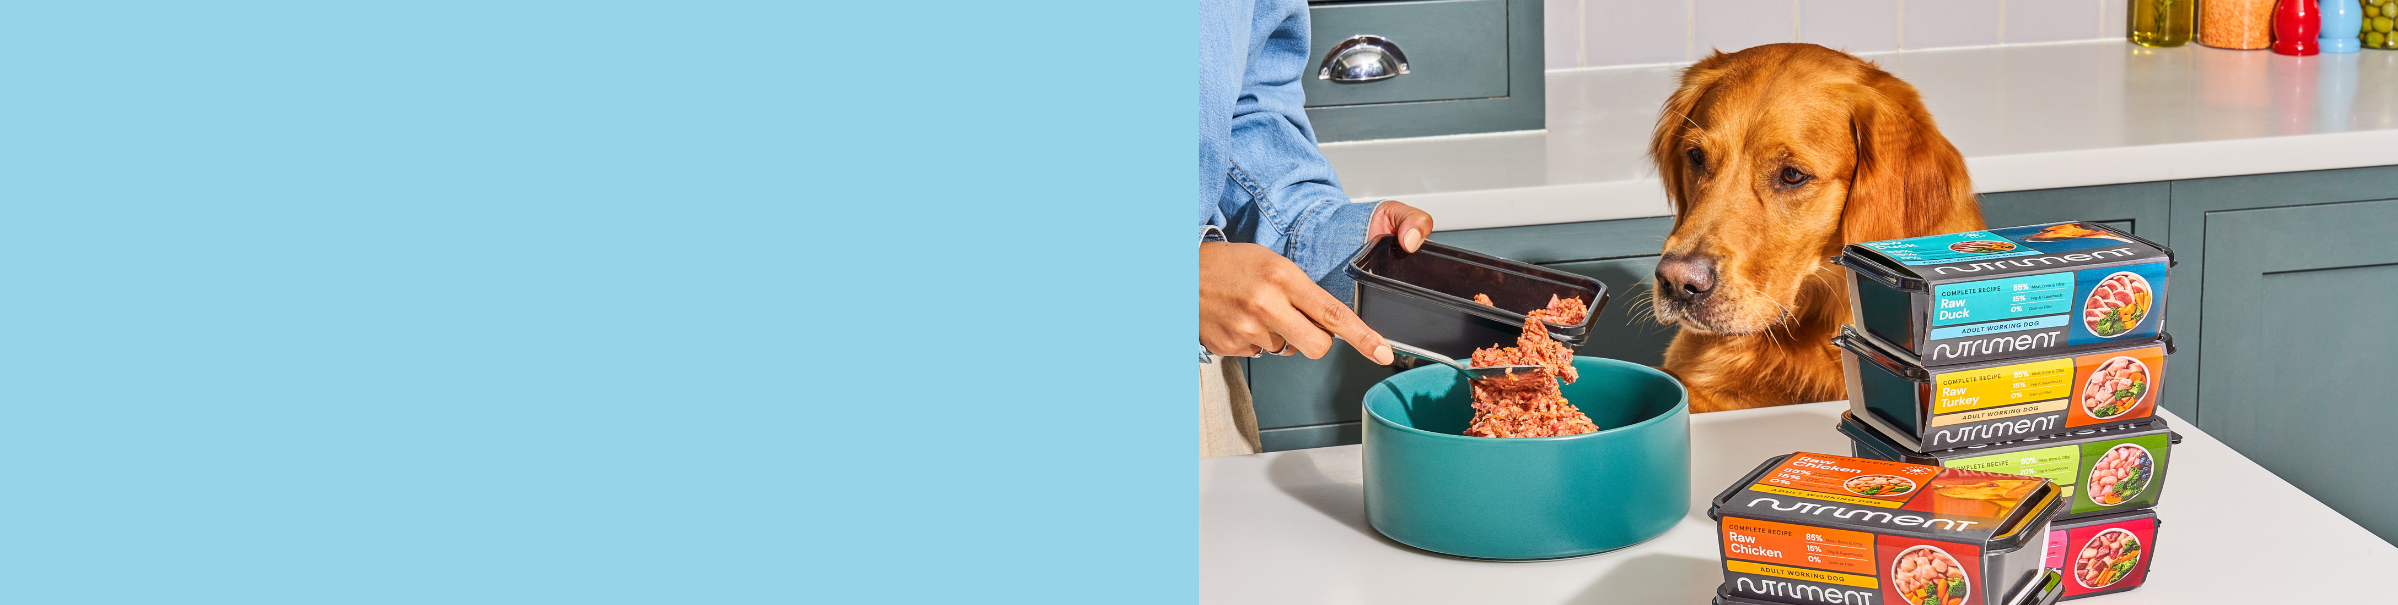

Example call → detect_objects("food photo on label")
2085 444 2154 506
1838 221 2173 365
2042 509 2161 599
2073 528 2140 588
1838 326 2171 451
1893 545 1971 605
1845 474 1916 496
2077 357 2150 420
2080 273 2152 339
1708 453 2067 605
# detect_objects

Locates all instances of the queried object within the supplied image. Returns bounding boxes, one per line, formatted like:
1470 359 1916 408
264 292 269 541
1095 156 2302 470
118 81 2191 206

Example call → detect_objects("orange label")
1755 453 1944 502
1737 453 2047 529
2065 345 2165 427
1725 561 1882 589
1723 517 1879 575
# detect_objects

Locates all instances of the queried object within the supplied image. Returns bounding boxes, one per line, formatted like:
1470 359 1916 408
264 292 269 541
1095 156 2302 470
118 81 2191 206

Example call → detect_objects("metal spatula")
1386 340 1544 381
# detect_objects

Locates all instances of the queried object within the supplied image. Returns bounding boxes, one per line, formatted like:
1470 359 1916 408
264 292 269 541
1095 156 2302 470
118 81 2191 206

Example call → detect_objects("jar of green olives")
2370 0 2398 49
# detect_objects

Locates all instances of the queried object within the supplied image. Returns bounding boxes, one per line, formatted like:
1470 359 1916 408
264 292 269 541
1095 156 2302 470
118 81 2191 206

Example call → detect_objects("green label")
2076 434 2172 512
1948 445 2080 487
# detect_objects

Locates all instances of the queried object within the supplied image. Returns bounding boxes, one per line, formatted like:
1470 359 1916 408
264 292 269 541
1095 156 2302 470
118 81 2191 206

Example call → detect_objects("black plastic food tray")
1708 453 2066 605
1342 235 1608 361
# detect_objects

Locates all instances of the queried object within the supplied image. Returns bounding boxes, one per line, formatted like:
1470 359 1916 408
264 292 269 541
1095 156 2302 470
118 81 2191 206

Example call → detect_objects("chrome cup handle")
1317 35 1410 83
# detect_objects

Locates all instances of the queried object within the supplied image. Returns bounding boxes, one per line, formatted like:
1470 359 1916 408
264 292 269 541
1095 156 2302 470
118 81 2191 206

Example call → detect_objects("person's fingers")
1264 332 1293 356
1283 273 1392 365
1201 317 1281 358
1398 208 1435 252
1372 200 1436 252
1200 333 1249 357
1257 301 1334 359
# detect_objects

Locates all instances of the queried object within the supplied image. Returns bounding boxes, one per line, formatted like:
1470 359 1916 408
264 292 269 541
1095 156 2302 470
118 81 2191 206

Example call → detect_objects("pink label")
2048 516 2157 597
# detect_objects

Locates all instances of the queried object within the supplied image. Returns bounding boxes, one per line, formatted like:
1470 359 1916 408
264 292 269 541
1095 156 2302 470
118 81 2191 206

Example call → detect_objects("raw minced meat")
1462 314 1596 438
1470 315 1578 384
1469 293 1590 327
1525 294 1589 327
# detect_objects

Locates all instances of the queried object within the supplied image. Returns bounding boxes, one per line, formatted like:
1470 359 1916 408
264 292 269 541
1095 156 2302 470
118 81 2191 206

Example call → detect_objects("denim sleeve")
1223 0 1377 304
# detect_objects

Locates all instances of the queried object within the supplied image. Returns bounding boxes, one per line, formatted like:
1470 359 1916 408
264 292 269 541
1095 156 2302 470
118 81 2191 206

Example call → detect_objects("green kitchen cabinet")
1246 185 2170 452
1247 345 1386 451
1301 0 1509 108
1247 164 2398 547
2163 165 2398 544
2161 165 2398 428
1301 0 1544 142
2190 199 2398 541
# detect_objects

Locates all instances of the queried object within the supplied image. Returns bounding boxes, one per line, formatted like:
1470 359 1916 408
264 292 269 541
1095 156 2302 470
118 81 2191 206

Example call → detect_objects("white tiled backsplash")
1546 0 2126 70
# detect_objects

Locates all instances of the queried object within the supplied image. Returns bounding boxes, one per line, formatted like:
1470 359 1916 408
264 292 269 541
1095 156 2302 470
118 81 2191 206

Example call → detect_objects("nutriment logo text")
1931 414 2061 449
1928 330 2060 362
1734 577 1874 604
1929 248 2138 275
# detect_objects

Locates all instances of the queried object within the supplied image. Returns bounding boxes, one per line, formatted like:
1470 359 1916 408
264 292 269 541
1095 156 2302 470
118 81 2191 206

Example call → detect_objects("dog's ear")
1841 79 1975 245
1649 52 1734 221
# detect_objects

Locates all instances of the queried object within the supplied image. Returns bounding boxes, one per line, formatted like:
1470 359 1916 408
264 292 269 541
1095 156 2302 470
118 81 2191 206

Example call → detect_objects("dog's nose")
1656 254 1718 300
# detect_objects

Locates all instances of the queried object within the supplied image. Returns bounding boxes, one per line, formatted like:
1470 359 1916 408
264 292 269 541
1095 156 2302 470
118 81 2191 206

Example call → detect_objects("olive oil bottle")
2132 0 2196 47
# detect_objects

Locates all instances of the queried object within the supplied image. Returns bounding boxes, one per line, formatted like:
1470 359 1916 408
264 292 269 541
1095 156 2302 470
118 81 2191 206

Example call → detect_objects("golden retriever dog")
1645 43 1985 413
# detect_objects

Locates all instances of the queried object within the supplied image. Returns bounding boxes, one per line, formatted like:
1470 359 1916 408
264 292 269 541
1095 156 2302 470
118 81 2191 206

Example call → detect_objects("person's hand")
1368 200 1436 253
1199 241 1395 364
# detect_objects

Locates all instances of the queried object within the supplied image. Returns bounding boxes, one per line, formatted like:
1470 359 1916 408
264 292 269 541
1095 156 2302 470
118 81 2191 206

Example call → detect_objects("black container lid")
1708 453 2063 553
1836 222 2174 293
2050 506 2160 531
1841 412 2184 463
1834 325 2176 376
1342 235 1608 343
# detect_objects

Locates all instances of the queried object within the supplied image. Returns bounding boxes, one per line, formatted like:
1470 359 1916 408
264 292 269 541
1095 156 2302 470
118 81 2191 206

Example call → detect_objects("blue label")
2065 263 2168 344
1856 231 2040 265
1927 315 2071 340
1932 272 2077 327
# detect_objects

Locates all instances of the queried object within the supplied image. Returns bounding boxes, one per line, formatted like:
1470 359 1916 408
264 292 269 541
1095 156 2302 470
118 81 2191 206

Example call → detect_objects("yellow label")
1932 358 2073 414
1726 560 1882 589
1929 398 2068 427
1751 484 1905 509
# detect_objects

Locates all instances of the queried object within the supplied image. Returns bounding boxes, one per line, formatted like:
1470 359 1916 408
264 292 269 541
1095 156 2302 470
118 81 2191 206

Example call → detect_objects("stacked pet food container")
1830 221 2178 601
1704 222 2181 605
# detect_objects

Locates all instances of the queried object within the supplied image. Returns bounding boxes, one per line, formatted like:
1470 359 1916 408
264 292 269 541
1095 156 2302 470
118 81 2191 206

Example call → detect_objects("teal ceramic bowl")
1362 356 1689 561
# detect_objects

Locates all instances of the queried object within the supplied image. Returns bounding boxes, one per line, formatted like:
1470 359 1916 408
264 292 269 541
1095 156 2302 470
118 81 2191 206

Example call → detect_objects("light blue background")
3 2 1190 603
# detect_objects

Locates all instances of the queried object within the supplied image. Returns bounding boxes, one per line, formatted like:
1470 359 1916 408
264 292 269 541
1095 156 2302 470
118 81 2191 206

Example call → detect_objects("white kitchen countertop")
1324 41 2398 231
1199 402 2398 604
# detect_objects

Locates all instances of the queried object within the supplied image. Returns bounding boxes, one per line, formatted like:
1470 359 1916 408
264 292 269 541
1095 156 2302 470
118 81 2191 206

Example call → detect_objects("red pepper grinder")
2273 0 2321 55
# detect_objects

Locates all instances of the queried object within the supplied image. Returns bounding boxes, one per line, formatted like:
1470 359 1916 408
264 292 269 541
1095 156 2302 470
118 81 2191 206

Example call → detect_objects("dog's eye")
1686 148 1705 170
1779 166 1812 186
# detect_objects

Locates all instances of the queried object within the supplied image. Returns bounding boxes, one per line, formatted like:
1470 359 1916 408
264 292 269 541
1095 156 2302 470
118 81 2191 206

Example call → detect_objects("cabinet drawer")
1303 0 1509 108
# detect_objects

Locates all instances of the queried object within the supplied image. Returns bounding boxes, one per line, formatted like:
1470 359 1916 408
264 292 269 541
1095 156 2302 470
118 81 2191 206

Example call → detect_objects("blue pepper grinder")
2322 0 2364 53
